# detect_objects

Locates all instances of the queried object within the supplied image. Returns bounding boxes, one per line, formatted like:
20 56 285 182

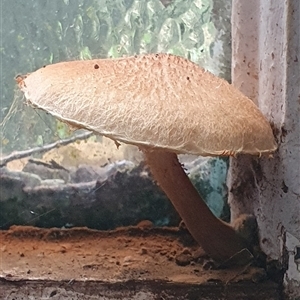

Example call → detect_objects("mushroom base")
144 150 251 265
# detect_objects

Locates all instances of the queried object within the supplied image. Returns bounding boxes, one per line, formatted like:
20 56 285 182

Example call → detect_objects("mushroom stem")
144 150 248 264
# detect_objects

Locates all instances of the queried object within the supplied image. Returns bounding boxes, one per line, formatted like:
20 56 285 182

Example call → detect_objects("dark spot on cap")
186 76 190 81
94 64 99 69
43 65 47 68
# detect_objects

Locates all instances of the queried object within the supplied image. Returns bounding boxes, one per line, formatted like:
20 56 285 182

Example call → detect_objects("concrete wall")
229 0 300 297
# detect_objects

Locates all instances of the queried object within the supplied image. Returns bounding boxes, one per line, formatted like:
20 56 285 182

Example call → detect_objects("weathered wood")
1 225 282 299
0 277 281 300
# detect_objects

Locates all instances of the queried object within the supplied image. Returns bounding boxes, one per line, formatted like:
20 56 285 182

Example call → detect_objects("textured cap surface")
18 53 277 156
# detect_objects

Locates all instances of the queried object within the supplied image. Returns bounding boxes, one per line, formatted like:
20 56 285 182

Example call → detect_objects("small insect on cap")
18 53 277 157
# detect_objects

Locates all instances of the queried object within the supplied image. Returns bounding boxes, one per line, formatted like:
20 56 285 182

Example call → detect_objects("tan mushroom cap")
18 53 277 157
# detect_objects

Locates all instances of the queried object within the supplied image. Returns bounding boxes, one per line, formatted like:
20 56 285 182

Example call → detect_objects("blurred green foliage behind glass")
1 0 231 152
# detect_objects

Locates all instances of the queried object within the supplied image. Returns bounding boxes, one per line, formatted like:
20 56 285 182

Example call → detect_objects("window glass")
0 0 232 230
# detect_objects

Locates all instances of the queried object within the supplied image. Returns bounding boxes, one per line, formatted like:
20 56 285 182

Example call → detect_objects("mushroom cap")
18 53 277 156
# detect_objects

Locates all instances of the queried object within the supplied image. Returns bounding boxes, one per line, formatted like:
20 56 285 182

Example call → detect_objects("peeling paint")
284 232 300 297
230 0 300 297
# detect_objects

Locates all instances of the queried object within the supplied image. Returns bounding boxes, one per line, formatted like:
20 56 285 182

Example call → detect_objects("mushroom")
17 53 277 264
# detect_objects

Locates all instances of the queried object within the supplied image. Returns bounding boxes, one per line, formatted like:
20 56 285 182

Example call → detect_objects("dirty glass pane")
0 0 232 229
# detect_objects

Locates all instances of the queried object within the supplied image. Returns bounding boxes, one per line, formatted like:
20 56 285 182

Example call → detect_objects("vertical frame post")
230 0 300 296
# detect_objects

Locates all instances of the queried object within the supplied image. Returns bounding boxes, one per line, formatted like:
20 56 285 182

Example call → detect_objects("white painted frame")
230 0 300 296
